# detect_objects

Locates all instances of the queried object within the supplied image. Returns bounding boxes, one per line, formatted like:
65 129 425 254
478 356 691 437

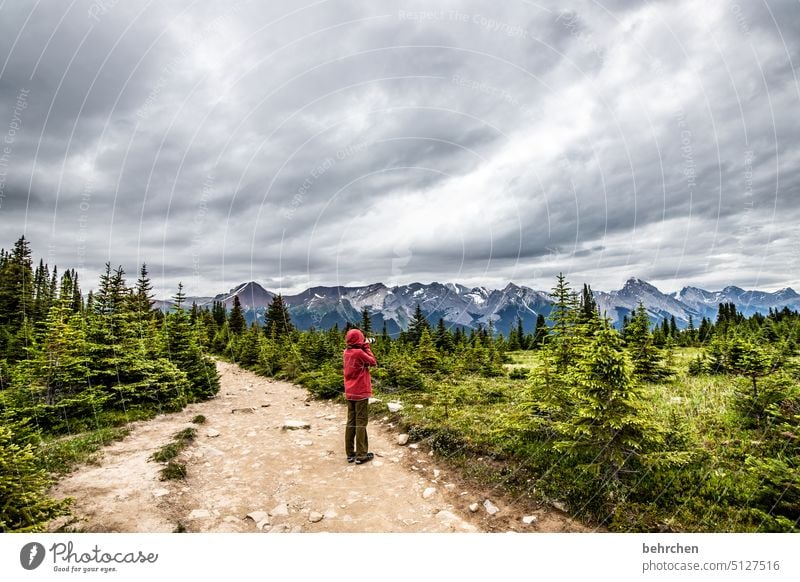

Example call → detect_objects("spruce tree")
434 318 454 353
627 303 670 382
407 303 430 346
264 294 294 339
555 323 648 489
416 327 440 373
548 273 579 371
532 313 548 349
228 296 246 335
360 307 372 335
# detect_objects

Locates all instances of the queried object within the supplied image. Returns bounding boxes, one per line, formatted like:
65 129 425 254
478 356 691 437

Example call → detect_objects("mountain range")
158 278 800 336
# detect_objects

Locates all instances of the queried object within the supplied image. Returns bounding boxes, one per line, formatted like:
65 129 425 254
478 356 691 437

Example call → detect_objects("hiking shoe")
347 455 356 463
355 453 374 465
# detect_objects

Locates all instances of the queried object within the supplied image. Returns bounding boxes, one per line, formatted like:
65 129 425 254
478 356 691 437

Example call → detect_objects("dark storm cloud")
1 0 798 297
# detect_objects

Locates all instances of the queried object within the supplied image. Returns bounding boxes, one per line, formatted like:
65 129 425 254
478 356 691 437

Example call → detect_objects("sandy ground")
49 360 589 533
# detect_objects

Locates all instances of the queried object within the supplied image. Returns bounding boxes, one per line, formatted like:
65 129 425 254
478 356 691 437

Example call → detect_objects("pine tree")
532 313 548 349
669 315 678 338
211 300 227 327
416 327 440 373
555 323 648 489
132 264 155 318
264 294 293 339
434 318 454 353
407 303 430 346
360 307 372 335
162 287 219 400
228 296 246 335
627 303 670 382
0 422 71 531
548 273 580 371
0 236 34 328
517 316 527 349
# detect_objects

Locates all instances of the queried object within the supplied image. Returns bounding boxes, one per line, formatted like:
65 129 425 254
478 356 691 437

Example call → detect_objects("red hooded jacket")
343 328 377 400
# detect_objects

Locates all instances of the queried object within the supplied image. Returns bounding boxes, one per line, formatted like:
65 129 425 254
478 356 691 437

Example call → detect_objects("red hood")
346 328 365 346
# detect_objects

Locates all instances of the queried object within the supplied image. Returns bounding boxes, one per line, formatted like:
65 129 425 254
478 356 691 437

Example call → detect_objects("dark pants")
345 398 369 458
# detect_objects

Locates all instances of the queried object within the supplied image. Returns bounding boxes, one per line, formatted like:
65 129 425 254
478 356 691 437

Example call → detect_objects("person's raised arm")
360 342 377 367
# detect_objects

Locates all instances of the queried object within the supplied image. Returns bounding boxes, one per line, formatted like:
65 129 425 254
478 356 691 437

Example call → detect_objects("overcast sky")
1 0 798 298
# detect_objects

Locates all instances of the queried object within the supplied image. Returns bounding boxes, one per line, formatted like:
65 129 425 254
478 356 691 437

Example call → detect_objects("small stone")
422 487 436 499
261 403 271 407
246 430 257 437
246 510 268 523
309 511 324 523
246 511 271 530
409 443 419 450
436 510 459 522
387 402 403 413
397 434 410 446
231 407 256 414
444 483 456 491
270 503 289 517
414 404 424 409
152 488 169 497
483 500 500 515
433 469 441 478
297 440 314 446
552 501 567 512
267 524 290 533
469 503 480 513
323 509 338 519
368 397 382 404
522 515 537 525
282 420 311 430
188 509 210 519
206 429 220 438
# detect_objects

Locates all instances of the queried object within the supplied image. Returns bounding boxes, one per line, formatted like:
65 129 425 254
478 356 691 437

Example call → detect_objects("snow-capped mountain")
594 278 702 328
675 285 800 319
172 278 799 336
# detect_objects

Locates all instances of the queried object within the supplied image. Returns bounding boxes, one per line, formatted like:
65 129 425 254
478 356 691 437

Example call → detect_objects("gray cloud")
1 0 799 298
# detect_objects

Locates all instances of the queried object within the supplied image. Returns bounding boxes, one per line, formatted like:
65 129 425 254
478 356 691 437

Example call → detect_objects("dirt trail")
49 360 588 533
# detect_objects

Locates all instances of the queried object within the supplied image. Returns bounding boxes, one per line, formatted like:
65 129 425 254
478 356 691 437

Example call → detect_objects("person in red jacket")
343 328 377 464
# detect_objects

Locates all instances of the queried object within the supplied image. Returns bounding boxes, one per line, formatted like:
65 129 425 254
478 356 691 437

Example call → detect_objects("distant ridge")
158 278 800 336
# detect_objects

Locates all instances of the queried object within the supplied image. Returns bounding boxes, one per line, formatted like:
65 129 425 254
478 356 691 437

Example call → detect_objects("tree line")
0 236 219 532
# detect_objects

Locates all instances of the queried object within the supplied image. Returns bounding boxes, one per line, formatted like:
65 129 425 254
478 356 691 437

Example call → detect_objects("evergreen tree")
162 287 219 400
579 283 599 325
132 263 154 318
669 315 678 338
0 422 70 532
555 323 649 492
416 327 440 373
211 300 227 327
532 313 548 349
434 318 454 353
228 296 246 335
627 303 670 382
264 294 294 339
548 273 580 371
517 316 527 349
0 236 34 329
360 307 372 335
407 303 430 346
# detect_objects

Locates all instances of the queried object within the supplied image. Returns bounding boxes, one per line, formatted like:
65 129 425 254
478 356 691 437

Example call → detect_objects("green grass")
374 347 796 531
150 426 198 472
191 415 206 424
150 442 182 463
159 461 187 481
37 426 131 475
